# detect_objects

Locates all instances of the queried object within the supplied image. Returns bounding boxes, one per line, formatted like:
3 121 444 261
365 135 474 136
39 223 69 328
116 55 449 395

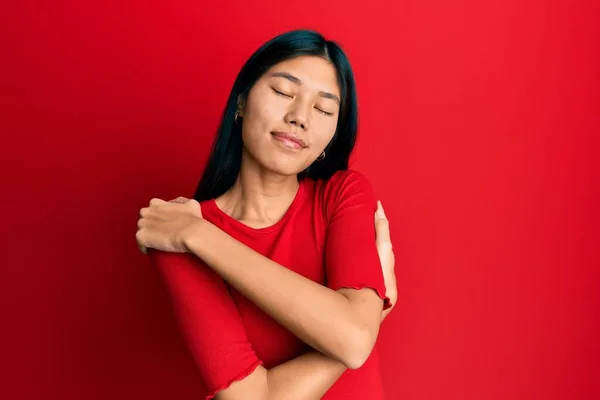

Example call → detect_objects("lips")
271 131 307 149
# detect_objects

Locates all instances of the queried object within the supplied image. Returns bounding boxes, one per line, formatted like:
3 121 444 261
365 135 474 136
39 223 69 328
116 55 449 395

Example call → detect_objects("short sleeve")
324 170 392 310
148 249 263 399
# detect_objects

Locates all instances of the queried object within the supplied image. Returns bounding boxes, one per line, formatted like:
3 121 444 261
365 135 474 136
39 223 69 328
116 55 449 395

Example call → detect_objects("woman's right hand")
375 201 397 321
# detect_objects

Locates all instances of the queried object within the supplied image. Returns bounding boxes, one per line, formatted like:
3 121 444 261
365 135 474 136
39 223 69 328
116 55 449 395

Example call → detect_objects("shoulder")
319 169 377 219
196 198 224 226
326 169 374 193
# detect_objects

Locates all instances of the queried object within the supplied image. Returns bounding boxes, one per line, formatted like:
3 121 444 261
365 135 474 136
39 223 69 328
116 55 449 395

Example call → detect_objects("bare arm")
217 204 398 400
148 250 344 400
218 305 396 400
146 178 395 398
145 204 396 400
182 174 391 369
216 201 397 399
219 313 395 400
184 219 383 370
216 353 346 400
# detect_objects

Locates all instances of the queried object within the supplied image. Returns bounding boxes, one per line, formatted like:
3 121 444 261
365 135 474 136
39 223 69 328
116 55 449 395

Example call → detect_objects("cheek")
241 105 272 143
314 118 338 148
240 102 279 151
246 90 286 128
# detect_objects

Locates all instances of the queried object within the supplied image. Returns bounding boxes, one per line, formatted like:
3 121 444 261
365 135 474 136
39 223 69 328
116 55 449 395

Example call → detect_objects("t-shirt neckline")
206 179 306 235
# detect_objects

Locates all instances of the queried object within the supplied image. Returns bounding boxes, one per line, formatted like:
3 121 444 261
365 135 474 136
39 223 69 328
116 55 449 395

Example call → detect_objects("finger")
375 219 391 245
136 230 147 254
149 198 166 206
137 236 148 255
184 199 202 218
375 202 391 243
375 200 387 219
169 196 190 204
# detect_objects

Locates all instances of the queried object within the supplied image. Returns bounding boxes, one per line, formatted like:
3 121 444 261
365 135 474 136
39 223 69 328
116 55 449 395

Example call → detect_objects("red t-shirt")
149 169 391 399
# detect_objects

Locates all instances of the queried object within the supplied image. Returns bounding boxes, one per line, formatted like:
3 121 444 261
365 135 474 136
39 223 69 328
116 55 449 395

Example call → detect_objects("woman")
136 29 397 399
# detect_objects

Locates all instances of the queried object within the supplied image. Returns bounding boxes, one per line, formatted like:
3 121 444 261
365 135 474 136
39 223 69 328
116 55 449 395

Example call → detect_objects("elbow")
342 354 368 371
339 327 378 370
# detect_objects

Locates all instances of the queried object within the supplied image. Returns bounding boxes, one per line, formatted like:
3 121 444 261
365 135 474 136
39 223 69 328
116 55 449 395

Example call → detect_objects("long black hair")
194 29 359 202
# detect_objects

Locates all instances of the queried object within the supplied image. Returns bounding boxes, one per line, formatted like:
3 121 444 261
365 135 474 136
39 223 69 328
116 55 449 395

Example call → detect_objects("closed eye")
273 87 333 116
315 108 334 116
272 88 293 98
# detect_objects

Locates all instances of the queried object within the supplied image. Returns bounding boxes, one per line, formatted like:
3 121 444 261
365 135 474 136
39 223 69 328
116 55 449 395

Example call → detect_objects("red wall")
2 1 598 399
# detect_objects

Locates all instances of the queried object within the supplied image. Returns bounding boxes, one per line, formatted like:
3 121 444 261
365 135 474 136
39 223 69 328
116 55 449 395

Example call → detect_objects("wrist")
182 218 210 254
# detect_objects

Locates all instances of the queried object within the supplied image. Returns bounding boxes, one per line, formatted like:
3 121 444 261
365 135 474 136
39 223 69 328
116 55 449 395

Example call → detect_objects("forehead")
265 56 340 96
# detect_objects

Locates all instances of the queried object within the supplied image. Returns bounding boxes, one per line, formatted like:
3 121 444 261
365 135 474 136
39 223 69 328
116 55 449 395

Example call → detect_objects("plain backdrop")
1 1 598 399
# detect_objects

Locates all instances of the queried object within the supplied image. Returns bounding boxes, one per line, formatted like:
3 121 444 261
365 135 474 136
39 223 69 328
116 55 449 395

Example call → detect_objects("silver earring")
316 151 326 161
234 110 241 123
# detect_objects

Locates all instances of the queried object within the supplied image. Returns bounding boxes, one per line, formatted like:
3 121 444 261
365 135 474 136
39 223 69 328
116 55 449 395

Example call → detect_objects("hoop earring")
234 110 241 123
316 150 326 161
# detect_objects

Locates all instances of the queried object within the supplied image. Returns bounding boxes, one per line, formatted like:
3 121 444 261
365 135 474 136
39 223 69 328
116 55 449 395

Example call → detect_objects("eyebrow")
270 71 341 104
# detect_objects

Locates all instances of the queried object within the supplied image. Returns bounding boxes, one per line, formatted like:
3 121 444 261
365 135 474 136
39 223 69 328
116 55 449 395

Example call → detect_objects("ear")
237 94 246 117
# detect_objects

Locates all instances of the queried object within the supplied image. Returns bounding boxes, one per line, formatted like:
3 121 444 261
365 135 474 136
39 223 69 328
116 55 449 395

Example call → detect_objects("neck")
216 153 300 227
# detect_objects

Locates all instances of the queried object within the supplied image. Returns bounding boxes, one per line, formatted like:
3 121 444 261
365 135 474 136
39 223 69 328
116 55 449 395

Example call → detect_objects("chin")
265 157 311 177
243 146 312 176
268 164 305 177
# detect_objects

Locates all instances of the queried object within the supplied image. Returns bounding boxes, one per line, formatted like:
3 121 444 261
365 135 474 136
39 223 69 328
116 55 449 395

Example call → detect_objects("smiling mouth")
271 132 306 150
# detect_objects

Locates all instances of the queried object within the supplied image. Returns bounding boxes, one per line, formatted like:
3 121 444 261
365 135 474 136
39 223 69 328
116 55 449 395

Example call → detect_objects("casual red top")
149 169 391 399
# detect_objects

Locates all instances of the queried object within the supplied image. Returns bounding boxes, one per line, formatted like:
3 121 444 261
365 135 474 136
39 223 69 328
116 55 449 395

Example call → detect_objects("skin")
218 55 342 228
136 55 397 399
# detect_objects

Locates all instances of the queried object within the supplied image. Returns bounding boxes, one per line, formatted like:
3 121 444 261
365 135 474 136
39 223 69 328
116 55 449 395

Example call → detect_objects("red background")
2 1 599 399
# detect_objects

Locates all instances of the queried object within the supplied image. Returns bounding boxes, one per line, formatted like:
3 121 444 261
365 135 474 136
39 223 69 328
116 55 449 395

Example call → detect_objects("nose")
284 102 310 131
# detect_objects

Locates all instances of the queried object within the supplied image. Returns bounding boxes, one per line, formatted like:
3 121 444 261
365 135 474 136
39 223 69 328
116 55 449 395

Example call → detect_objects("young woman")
136 29 397 399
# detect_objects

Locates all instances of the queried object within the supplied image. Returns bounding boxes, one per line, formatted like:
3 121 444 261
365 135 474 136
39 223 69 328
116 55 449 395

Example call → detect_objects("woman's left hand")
136 196 202 254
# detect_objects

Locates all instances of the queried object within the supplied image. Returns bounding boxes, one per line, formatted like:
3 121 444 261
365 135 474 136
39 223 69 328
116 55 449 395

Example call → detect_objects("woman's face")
238 55 341 176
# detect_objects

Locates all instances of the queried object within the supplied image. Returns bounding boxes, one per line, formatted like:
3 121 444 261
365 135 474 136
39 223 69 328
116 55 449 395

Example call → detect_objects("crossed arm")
152 249 355 400
148 174 395 399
